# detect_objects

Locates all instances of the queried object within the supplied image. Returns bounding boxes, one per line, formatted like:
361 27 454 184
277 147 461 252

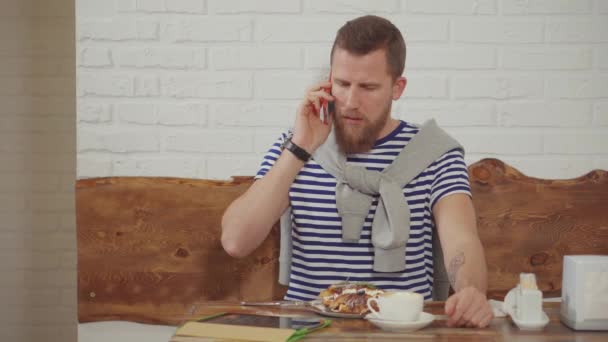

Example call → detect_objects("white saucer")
511 311 550 331
366 312 435 332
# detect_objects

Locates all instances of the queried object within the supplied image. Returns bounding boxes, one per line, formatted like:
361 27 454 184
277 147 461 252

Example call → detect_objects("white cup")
367 291 423 322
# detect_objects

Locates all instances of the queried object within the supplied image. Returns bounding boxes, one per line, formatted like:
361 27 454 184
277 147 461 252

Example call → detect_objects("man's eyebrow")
332 78 381 87
360 81 381 87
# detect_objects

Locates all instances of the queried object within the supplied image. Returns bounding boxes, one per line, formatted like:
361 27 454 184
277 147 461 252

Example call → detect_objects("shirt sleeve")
254 131 289 180
429 147 471 209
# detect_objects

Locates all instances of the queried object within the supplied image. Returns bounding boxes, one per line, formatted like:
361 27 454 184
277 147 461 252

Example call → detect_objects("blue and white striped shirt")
255 120 471 301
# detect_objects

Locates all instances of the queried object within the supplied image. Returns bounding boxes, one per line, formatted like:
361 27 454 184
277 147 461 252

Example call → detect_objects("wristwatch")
281 134 311 162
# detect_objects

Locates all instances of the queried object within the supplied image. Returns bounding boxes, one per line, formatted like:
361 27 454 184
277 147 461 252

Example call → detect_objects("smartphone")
319 73 335 125
201 313 325 330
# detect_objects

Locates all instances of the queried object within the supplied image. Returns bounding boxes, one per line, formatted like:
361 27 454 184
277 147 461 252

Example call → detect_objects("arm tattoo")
447 251 465 288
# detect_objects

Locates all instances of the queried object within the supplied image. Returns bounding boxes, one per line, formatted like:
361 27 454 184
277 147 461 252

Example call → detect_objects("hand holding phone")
291 74 334 154
319 74 334 125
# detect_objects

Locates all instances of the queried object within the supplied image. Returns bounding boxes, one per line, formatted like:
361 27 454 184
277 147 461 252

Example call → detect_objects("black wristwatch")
281 135 311 162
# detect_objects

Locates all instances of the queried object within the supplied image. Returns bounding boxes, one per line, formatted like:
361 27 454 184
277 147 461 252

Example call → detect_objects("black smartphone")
320 73 335 124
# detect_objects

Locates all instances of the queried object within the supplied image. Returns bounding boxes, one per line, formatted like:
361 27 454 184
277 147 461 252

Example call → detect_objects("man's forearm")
446 236 488 293
434 194 493 327
221 150 305 257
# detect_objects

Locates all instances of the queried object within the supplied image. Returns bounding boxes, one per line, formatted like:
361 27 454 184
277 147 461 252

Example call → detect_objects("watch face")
281 132 293 150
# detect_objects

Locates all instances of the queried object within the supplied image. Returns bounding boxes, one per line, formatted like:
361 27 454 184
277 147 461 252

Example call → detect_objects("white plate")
366 312 435 332
240 300 367 319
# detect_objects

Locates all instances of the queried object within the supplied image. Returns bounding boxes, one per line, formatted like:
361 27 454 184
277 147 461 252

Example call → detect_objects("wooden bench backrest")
76 159 608 325
469 159 608 299
76 176 286 325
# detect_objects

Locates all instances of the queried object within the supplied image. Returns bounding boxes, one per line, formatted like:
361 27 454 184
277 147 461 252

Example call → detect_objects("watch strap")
283 139 311 162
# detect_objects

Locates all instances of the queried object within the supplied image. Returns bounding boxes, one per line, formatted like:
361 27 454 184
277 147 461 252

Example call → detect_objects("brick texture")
73 1 608 183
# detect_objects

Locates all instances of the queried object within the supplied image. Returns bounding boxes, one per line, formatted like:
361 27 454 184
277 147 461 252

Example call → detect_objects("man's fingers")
311 89 334 102
305 102 317 115
306 81 331 93
307 95 320 113
444 295 458 316
468 301 493 328
470 310 492 328
479 311 494 328
445 288 493 329
306 90 334 114
469 307 487 327
447 310 466 327
450 292 470 323
480 303 494 328
306 82 332 97
461 293 483 322
455 317 468 327
446 295 466 327
317 80 332 89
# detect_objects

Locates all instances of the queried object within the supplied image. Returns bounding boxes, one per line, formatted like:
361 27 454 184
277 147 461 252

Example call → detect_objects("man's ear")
392 76 407 100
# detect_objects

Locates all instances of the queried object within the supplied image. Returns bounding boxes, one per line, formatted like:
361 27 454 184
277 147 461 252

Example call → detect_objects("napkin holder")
560 255 608 331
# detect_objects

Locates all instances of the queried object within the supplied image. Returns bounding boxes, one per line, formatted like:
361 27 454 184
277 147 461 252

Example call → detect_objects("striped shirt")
255 120 471 301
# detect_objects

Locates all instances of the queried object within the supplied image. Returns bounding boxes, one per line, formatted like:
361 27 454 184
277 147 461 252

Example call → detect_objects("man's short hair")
330 15 406 80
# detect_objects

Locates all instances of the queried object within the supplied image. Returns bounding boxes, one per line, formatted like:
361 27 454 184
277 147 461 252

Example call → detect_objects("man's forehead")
331 48 392 82
331 46 387 62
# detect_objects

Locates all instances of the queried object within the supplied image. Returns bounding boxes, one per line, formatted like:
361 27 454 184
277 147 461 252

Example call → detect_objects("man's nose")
344 88 360 109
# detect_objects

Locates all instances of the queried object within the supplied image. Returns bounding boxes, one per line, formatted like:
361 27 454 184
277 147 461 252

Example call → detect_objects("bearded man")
221 15 493 328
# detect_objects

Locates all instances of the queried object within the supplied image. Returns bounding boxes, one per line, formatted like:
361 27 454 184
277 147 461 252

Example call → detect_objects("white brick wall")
75 0 608 181
1 1 76 341
502 0 593 14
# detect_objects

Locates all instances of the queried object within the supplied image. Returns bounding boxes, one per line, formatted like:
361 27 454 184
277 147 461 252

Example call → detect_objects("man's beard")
334 102 392 154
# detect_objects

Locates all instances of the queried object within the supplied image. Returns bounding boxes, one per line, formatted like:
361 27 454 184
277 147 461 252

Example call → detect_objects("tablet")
200 313 326 330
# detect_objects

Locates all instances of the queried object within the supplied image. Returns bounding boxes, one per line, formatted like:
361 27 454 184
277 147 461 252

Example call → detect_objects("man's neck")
376 118 401 141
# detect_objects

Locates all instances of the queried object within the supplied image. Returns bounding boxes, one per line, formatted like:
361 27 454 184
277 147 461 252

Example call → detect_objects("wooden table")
170 302 606 342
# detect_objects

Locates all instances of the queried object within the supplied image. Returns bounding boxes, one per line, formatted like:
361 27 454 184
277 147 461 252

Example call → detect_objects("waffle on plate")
318 282 385 315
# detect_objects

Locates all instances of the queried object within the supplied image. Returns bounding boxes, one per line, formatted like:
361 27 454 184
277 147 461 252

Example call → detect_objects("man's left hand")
444 286 493 328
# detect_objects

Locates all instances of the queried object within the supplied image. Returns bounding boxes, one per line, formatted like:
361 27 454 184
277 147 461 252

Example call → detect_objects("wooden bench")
76 158 608 325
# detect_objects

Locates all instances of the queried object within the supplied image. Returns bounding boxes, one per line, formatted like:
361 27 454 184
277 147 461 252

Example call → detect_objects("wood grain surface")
469 159 608 299
76 159 608 324
168 302 608 342
76 176 287 324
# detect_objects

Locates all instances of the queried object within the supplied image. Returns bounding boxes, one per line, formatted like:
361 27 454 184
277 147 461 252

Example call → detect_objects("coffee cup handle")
367 297 380 316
